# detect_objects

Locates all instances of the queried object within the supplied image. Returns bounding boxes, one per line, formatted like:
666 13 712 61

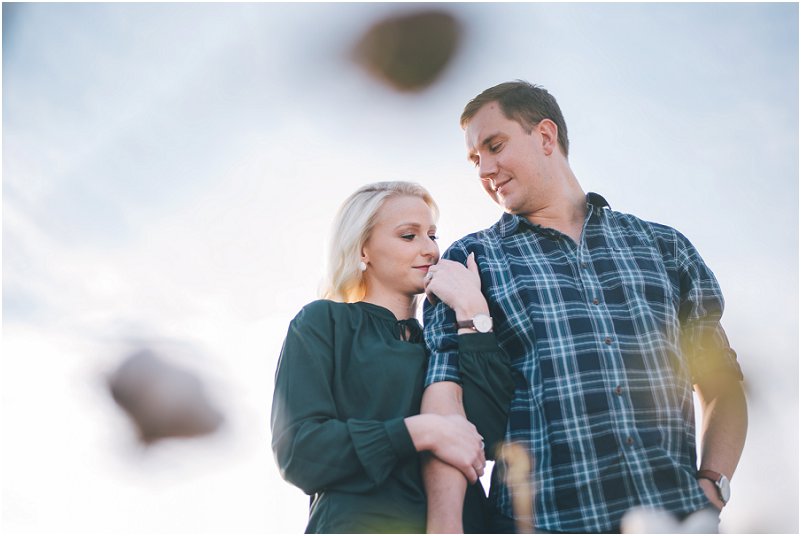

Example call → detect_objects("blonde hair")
320 181 439 303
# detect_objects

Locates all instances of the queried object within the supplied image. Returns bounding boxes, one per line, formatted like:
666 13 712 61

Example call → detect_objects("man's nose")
478 156 497 179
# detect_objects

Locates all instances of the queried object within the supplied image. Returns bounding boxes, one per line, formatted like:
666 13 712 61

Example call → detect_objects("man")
421 81 747 533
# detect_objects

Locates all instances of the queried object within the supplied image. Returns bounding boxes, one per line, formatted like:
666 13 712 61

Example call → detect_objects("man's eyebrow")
480 133 500 148
467 133 500 161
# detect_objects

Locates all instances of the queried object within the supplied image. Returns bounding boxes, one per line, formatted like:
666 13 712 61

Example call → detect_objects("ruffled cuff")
346 418 414 488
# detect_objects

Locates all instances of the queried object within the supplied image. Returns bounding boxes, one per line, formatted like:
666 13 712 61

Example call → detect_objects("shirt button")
626 437 635 445
604 337 613 345
614 385 623 395
580 262 588 269
592 298 600 305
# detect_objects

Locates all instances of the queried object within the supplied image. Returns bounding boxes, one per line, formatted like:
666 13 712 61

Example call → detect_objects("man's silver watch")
697 469 731 504
456 313 493 333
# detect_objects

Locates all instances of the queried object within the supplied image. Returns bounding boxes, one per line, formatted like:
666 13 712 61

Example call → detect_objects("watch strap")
696 469 723 484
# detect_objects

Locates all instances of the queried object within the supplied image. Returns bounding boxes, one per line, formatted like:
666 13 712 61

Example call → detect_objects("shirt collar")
496 192 610 238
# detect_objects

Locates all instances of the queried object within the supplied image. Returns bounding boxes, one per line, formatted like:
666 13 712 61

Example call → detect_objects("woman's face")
362 195 440 298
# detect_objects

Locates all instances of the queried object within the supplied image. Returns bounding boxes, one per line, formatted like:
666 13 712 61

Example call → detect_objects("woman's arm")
271 302 489 496
404 413 486 483
271 303 416 495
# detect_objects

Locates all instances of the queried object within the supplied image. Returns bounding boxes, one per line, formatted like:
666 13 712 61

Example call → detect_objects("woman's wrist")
404 414 441 452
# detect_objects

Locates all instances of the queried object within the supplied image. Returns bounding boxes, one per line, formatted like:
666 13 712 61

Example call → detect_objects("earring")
359 261 367 272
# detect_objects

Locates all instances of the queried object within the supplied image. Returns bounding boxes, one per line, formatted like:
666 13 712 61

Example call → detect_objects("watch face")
719 475 731 503
473 314 493 333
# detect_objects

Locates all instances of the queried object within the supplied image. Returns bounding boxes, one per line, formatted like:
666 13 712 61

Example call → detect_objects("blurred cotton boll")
107 349 224 445
351 9 462 92
621 505 720 534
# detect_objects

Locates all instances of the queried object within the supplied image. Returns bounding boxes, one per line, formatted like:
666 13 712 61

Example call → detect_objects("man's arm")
421 381 470 533
694 373 748 509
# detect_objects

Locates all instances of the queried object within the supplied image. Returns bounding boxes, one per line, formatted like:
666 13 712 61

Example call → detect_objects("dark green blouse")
271 300 513 534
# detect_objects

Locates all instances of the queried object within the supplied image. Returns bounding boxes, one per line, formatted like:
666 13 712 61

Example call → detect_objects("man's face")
464 102 545 215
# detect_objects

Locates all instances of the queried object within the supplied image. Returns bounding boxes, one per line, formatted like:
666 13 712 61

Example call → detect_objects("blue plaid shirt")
424 193 742 532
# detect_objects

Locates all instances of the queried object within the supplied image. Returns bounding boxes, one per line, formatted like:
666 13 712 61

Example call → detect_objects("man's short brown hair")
461 80 570 157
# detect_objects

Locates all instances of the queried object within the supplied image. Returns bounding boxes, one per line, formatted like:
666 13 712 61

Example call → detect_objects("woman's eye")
489 143 502 153
401 234 415 241
429 235 439 241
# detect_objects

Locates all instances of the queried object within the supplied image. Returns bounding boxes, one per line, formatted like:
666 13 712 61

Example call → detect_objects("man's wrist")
697 469 731 505
456 313 493 334
454 305 489 322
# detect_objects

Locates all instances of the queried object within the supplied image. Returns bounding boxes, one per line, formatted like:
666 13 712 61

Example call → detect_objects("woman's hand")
405 414 486 483
424 253 489 320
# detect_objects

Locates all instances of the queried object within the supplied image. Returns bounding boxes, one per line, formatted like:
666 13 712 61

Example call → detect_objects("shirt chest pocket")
597 245 679 327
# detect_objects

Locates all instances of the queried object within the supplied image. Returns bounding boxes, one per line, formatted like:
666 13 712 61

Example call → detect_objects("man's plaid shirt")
423 193 742 532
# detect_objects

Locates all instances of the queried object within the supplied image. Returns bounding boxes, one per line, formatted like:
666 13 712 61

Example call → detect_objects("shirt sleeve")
674 232 744 383
270 302 417 496
458 333 515 460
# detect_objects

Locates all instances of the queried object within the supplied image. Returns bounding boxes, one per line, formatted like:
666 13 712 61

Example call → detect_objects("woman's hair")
320 181 439 303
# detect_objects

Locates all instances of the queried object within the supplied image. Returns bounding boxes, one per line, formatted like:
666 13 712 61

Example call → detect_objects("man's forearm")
696 378 748 476
695 376 748 507
421 382 469 533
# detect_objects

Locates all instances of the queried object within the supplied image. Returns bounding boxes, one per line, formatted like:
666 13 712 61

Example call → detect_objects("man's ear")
538 119 559 156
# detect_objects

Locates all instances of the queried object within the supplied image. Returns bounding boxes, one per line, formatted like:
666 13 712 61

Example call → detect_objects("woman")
270 182 512 533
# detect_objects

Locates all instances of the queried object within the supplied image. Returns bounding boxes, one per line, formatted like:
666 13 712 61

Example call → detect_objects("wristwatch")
456 313 493 333
697 469 731 504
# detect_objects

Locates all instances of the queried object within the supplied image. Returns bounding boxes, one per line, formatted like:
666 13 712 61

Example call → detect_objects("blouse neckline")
354 301 423 343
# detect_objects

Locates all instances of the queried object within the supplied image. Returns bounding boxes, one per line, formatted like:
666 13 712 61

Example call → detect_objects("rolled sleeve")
675 232 743 383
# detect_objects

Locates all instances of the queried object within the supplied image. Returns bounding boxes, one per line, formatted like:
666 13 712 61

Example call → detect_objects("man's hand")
696 477 725 511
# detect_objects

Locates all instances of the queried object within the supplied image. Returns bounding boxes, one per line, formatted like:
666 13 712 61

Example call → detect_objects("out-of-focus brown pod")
352 10 462 92
498 441 535 533
108 349 224 444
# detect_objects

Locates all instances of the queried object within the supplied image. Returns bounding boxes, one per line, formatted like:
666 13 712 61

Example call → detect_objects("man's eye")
489 143 502 153
401 234 415 240
429 235 439 241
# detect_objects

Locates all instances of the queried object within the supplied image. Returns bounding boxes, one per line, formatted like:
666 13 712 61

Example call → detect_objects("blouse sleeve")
270 302 417 496
457 332 515 460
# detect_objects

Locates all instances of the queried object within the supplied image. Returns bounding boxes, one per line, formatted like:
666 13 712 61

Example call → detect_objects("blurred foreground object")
621 505 719 533
352 10 462 92
498 441 534 533
108 349 224 444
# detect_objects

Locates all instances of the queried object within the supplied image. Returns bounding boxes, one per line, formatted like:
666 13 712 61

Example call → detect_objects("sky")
2 2 798 534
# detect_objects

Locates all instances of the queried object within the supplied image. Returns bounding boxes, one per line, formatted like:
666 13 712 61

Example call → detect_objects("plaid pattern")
424 193 742 532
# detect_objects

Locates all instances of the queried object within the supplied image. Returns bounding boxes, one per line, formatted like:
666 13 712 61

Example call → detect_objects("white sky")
2 2 798 534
